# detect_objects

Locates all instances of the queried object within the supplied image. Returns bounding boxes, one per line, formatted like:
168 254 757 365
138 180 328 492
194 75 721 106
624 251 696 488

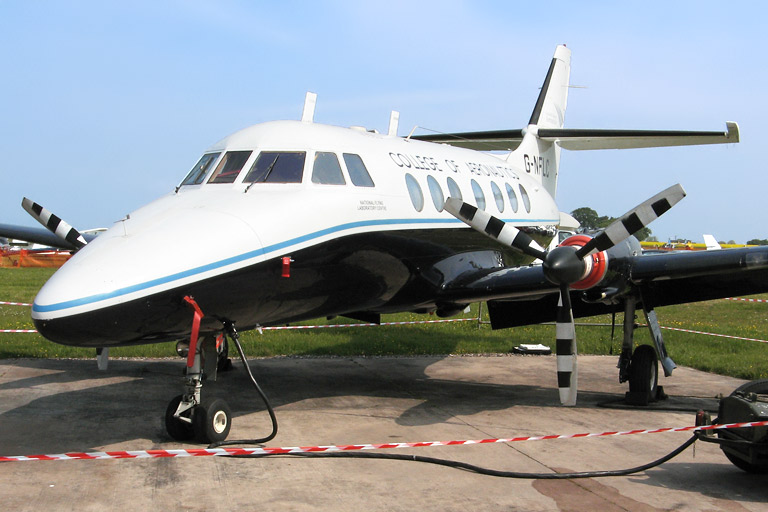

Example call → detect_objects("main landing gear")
618 295 673 405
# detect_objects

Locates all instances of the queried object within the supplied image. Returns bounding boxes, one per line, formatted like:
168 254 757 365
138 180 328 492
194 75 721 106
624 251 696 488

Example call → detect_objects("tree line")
570 207 652 241
571 207 767 245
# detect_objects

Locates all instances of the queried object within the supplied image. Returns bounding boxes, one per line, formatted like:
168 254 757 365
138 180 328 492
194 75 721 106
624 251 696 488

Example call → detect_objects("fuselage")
32 120 559 346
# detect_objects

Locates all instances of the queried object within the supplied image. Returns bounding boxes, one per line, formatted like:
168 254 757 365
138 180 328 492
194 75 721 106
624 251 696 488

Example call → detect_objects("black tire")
731 379 768 397
192 398 232 444
719 379 768 474
721 449 768 474
628 345 658 405
165 395 194 441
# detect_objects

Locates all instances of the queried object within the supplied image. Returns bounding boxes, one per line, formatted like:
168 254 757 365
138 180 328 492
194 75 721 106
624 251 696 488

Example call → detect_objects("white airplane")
4 45 765 444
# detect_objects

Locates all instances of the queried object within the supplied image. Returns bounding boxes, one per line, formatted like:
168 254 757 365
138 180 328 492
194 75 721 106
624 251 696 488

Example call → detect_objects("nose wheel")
192 398 232 443
165 394 232 444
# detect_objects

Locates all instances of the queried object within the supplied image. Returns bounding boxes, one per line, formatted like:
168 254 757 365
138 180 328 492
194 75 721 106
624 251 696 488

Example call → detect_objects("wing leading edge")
436 245 768 329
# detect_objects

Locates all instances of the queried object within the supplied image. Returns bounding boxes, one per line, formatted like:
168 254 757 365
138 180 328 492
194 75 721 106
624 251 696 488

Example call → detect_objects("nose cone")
32 197 263 347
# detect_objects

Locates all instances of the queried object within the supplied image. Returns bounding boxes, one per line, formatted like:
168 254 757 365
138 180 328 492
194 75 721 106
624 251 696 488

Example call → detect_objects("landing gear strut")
618 294 672 405
165 332 233 444
164 297 233 444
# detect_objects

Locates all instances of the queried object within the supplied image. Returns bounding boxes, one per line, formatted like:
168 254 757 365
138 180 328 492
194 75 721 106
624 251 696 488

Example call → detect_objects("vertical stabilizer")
517 45 572 198
529 45 571 129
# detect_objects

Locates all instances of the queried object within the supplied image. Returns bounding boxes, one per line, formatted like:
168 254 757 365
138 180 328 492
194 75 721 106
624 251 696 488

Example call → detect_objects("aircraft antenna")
301 92 317 123
388 111 400 137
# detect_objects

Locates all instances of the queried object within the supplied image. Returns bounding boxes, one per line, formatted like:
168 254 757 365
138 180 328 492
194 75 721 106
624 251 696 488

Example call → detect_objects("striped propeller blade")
555 284 578 406
444 198 547 260
21 197 87 249
576 184 686 259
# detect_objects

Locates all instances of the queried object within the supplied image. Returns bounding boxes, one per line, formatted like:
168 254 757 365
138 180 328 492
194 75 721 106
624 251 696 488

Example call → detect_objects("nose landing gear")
165 335 233 444
164 297 234 444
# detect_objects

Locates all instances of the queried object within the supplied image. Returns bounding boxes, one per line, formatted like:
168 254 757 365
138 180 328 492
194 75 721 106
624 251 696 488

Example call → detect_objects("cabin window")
405 173 424 212
505 183 519 213
244 151 306 183
343 153 375 187
491 182 505 213
446 177 462 200
471 180 486 211
427 175 444 212
181 152 221 186
208 151 252 184
312 152 346 185
519 184 531 213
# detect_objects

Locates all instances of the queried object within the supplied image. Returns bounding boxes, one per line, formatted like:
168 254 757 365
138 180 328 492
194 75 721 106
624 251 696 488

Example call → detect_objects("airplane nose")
32 295 192 347
31 203 263 347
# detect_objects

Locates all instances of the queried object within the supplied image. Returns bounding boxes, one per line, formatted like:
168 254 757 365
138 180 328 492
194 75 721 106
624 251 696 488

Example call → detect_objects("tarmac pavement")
0 354 765 511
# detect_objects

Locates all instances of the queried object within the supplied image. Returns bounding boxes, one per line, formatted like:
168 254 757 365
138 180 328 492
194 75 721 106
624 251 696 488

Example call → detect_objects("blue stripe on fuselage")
32 216 556 313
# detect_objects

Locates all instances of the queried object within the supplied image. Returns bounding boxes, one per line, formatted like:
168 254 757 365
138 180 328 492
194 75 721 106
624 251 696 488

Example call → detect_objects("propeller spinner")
444 184 686 405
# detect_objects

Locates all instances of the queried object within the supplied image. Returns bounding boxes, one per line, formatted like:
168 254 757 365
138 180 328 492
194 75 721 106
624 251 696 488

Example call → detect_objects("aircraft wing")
436 245 768 329
0 223 98 250
411 122 738 151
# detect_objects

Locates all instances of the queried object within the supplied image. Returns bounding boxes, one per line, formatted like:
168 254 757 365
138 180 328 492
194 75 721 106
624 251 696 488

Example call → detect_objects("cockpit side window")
244 151 306 183
181 153 221 186
311 152 346 185
343 153 375 187
208 151 252 184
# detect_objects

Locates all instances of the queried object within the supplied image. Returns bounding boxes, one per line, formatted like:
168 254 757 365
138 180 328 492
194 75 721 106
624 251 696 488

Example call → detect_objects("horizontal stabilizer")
538 122 739 150
411 122 738 151
411 129 525 151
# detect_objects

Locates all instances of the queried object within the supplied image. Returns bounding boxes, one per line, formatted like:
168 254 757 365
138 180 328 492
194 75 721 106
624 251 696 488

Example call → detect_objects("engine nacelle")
558 235 609 290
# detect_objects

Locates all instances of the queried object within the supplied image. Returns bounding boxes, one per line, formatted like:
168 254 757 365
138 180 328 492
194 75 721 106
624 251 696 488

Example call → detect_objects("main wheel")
165 395 194 441
192 398 232 444
627 345 658 405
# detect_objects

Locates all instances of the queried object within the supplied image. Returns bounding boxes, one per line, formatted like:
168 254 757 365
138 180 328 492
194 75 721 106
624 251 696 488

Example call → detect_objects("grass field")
1 267 767 380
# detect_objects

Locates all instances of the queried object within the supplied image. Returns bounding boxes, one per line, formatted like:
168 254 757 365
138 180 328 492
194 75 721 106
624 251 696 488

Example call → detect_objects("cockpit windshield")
180 153 221 186
208 151 252 184
244 152 306 183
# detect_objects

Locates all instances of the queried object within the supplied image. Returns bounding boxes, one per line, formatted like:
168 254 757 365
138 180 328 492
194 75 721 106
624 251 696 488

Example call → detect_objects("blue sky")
1 1 765 243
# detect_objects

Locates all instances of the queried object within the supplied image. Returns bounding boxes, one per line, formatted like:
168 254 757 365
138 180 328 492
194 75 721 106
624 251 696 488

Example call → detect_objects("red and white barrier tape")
2 420 766 463
260 318 474 331
0 318 477 336
2 298 764 309
655 325 768 344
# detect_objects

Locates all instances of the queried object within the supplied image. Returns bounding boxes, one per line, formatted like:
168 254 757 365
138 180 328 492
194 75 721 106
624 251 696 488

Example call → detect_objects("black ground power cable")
208 324 278 449
207 321 700 478
227 430 700 479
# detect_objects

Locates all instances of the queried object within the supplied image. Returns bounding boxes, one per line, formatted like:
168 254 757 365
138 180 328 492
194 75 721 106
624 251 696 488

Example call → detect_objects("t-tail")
413 43 738 200
515 44 572 198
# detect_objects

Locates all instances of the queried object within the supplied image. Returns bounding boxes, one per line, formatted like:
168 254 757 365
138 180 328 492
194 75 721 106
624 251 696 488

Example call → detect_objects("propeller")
21 197 87 250
444 183 686 405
